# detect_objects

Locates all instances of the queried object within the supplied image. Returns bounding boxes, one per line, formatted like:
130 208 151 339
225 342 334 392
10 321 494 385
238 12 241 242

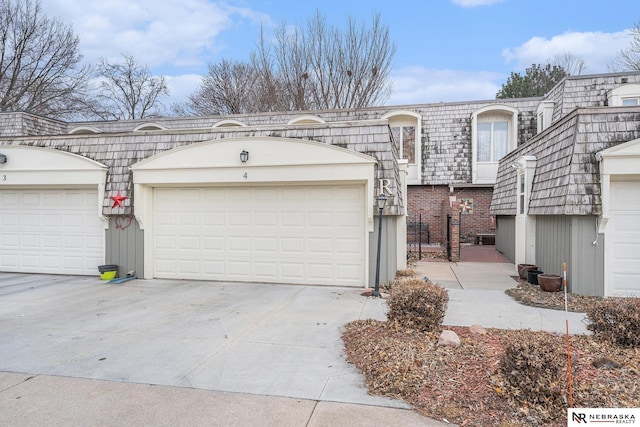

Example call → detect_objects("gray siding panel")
369 215 398 287
105 216 144 278
535 215 572 280
536 215 604 296
570 217 605 296
495 216 515 262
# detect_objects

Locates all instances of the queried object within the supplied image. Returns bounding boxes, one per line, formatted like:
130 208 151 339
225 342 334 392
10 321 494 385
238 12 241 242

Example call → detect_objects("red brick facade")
407 185 495 245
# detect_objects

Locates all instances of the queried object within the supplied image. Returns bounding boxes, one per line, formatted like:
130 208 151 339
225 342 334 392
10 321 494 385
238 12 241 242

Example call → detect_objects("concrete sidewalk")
0 372 437 427
414 261 590 335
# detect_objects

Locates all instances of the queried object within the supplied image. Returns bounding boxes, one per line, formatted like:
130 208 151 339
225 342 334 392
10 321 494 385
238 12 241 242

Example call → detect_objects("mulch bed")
341 274 640 426
505 277 603 313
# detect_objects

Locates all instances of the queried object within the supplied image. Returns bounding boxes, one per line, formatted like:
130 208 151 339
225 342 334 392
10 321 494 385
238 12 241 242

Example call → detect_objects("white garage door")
153 185 365 286
0 189 104 275
608 180 640 296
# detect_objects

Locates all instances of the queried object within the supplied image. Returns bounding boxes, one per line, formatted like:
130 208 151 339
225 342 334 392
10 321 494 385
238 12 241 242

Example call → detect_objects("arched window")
287 115 326 125
382 111 422 184
607 83 640 106
471 105 518 184
68 126 103 135
212 119 247 128
133 123 168 131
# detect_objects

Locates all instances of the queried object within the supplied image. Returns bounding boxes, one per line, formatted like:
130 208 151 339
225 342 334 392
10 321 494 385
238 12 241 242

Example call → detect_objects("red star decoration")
110 191 127 208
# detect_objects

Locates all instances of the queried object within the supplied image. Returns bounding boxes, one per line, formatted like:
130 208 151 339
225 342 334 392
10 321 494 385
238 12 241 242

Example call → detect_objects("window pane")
477 123 491 162
622 98 639 106
493 122 508 160
403 126 415 163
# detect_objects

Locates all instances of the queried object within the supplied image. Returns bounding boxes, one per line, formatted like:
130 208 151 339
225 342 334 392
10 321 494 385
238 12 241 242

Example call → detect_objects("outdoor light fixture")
240 150 249 163
0 153 6 164
372 193 388 297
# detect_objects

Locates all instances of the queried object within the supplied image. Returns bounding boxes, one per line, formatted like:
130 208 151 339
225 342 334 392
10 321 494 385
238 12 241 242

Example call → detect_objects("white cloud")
451 0 504 7
42 0 269 71
388 67 503 105
164 73 203 106
502 30 632 72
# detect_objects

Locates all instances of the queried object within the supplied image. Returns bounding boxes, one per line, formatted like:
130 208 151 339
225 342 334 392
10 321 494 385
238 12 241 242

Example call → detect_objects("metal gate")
407 213 430 260
446 214 451 260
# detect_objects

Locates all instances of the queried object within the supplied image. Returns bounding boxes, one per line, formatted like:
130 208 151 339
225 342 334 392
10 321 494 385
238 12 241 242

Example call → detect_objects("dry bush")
498 332 570 422
395 269 416 277
586 297 640 347
387 279 448 332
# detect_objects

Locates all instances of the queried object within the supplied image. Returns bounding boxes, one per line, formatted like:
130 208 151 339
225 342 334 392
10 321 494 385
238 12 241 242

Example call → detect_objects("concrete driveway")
0 273 405 408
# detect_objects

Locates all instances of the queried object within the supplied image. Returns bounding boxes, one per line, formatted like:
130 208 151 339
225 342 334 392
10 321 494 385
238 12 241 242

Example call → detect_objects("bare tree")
187 59 261 115
257 11 395 110
88 54 169 120
187 11 395 115
609 22 640 72
549 53 586 75
0 0 91 119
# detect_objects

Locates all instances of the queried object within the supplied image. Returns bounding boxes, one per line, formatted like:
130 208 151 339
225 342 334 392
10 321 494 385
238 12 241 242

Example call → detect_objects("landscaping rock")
469 324 487 335
438 330 460 347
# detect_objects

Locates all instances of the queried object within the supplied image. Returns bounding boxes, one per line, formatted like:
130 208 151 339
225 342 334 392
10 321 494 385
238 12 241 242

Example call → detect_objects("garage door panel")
153 185 365 286
608 180 640 296
0 189 104 275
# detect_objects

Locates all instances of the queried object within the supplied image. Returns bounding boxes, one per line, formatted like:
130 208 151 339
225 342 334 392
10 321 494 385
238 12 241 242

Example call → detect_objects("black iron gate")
407 213 430 260
446 214 451 261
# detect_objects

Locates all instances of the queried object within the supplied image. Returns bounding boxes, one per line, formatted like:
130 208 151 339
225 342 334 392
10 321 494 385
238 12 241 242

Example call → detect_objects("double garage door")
608 180 640 296
0 188 104 275
153 185 365 286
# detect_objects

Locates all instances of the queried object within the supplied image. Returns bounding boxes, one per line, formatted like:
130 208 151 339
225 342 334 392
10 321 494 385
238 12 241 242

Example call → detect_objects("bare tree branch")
87 53 169 120
187 11 396 115
0 0 91 119
609 22 640 72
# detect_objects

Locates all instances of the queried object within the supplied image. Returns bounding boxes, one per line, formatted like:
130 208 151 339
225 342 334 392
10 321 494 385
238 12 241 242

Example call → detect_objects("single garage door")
608 180 640 296
0 188 104 275
153 185 366 286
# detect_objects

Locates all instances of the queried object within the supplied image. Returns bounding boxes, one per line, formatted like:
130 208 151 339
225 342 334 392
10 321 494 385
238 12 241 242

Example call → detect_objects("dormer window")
471 105 518 184
536 101 554 133
382 111 422 185
608 83 640 107
287 115 326 125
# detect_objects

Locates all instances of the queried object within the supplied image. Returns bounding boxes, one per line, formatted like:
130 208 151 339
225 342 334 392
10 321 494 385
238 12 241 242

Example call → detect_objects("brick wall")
408 185 495 245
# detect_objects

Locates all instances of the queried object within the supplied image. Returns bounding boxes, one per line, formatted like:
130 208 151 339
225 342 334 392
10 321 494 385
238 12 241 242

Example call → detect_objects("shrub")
386 279 448 332
586 297 640 347
499 332 569 420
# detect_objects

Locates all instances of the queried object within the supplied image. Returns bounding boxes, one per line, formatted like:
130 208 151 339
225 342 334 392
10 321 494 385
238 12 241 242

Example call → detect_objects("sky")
41 0 639 110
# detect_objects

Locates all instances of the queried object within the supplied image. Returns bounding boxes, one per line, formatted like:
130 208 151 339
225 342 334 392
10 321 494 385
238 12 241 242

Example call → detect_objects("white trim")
287 115 326 125
596 138 640 296
513 155 537 266
68 125 103 134
133 122 168 131
212 119 247 128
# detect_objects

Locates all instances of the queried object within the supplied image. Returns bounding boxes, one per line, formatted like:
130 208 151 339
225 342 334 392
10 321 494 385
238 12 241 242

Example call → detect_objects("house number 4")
243 172 248 179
